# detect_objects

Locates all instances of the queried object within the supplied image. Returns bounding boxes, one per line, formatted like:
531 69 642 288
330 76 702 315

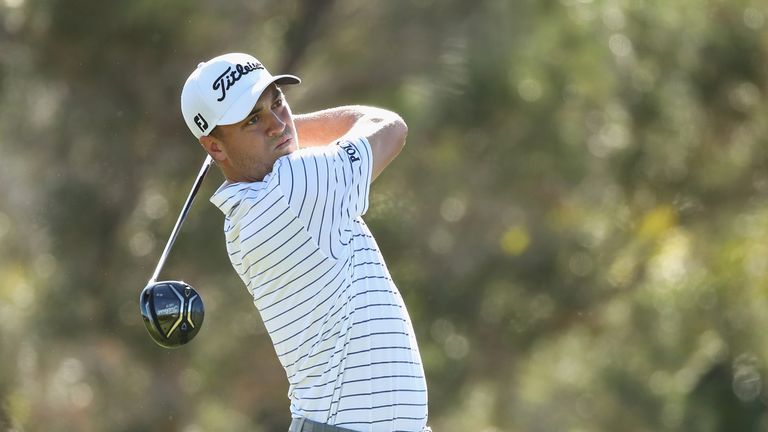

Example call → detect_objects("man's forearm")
296 105 396 148
294 106 362 147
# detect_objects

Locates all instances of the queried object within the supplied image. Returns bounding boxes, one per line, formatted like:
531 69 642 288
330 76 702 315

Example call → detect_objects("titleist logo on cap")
212 62 265 102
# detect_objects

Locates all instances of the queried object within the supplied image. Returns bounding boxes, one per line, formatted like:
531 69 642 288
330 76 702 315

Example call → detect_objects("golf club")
140 155 213 348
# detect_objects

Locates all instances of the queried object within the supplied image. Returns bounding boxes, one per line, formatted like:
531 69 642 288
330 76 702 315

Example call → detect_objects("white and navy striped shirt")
210 137 428 431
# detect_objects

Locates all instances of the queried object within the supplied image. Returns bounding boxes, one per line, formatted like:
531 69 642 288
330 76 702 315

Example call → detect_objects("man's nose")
266 111 286 137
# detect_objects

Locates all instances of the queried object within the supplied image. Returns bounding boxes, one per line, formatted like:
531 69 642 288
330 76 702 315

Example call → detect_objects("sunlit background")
1 0 768 431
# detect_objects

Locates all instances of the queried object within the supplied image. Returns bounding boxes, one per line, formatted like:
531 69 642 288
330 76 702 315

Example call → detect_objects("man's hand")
295 106 408 181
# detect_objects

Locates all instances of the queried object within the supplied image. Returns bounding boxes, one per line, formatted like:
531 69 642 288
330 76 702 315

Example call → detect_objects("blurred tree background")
1 0 768 430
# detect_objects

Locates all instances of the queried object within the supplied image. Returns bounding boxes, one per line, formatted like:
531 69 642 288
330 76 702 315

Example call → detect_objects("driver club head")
140 280 204 348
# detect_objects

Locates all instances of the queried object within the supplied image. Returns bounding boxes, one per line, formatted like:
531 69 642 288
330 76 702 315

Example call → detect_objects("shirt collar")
210 181 251 215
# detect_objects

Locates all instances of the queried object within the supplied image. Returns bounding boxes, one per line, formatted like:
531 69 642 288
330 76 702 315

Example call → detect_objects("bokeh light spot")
637 206 677 239
518 78 543 102
129 231 155 257
500 226 530 256
743 8 764 29
440 196 467 223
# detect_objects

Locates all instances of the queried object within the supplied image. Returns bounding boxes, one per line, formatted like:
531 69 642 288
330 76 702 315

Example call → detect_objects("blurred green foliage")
1 0 768 431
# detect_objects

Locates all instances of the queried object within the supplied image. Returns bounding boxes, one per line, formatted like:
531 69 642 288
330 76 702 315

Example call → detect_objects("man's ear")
199 135 227 162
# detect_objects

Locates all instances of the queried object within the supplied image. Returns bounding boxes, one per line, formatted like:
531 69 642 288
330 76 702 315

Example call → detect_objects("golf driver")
140 155 213 348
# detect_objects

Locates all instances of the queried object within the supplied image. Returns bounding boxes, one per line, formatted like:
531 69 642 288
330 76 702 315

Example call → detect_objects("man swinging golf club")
180 53 429 432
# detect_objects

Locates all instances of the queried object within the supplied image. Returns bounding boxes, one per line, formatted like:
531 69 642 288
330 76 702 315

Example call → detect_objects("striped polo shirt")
210 137 428 431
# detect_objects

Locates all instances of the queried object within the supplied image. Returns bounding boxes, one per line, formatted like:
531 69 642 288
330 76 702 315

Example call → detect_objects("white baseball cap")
180 53 301 139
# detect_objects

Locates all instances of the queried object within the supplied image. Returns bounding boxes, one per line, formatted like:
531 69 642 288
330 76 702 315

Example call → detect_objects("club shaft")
149 155 214 284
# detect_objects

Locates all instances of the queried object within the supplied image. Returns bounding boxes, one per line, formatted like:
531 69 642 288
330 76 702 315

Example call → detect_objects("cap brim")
217 74 301 126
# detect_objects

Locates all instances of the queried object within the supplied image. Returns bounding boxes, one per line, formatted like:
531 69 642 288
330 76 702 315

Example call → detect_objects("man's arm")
294 106 361 147
295 105 408 181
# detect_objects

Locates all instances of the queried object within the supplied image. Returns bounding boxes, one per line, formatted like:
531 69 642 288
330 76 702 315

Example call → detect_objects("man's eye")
246 116 259 125
273 98 284 108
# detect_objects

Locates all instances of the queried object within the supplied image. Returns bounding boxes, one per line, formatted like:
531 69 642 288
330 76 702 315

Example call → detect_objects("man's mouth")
275 135 292 150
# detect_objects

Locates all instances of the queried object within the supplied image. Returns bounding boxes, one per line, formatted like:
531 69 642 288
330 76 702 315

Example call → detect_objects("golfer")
181 53 429 432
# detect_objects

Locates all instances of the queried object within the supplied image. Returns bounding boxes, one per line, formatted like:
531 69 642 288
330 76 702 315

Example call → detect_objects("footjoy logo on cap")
212 62 265 102
193 114 208 132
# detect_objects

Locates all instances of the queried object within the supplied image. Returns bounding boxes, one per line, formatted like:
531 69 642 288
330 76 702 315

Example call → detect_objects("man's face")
213 84 297 182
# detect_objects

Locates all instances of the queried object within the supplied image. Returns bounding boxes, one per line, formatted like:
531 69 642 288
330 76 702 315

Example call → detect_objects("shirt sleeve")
274 137 373 260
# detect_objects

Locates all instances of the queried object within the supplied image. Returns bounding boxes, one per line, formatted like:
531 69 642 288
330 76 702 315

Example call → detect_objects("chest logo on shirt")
340 142 361 163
